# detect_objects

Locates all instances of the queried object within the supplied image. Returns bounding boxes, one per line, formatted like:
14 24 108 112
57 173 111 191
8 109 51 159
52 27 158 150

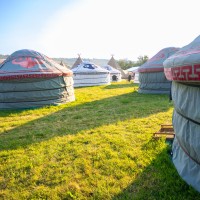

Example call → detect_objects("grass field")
0 81 200 200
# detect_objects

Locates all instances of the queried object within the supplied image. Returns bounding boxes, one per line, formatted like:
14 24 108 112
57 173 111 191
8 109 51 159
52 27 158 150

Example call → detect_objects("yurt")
0 49 75 109
72 62 110 87
163 35 200 192
108 55 126 78
101 65 121 82
71 54 83 69
138 47 179 94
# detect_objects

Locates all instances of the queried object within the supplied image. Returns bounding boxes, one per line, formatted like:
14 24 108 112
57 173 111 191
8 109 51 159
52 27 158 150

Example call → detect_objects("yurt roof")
138 47 180 73
71 55 83 69
72 62 110 74
164 35 200 82
0 49 72 81
102 65 121 73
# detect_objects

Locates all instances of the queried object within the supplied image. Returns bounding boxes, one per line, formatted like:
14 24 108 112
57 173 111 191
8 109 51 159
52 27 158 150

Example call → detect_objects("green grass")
0 81 199 200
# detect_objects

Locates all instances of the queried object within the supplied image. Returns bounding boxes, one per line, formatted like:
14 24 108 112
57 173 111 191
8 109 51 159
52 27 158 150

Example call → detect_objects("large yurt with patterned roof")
72 61 110 87
0 49 75 109
138 47 179 94
101 64 121 82
164 35 200 192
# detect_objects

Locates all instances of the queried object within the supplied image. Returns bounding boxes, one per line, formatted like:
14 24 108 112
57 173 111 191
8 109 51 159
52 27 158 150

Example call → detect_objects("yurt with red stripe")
0 49 75 109
163 35 200 192
138 47 179 94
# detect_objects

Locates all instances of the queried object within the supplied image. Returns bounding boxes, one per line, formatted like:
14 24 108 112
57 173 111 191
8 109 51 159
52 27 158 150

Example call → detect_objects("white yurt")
138 47 179 94
101 65 121 82
72 62 110 87
164 35 200 192
0 49 75 109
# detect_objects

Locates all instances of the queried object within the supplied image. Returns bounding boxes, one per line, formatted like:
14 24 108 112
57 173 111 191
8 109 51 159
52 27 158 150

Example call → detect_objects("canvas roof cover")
0 49 75 109
164 35 200 82
0 49 72 80
72 62 110 74
138 47 180 73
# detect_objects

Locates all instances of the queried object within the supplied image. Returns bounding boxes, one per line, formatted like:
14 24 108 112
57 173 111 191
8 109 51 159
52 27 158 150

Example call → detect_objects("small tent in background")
60 60 69 69
138 47 179 94
72 62 110 87
108 55 126 79
71 54 83 69
127 66 140 83
164 35 200 193
0 49 75 109
101 65 121 82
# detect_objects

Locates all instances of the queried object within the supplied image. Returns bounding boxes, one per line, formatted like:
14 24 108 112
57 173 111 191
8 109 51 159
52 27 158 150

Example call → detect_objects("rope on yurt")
174 109 200 165
175 109 200 126
175 134 200 166
179 82 200 88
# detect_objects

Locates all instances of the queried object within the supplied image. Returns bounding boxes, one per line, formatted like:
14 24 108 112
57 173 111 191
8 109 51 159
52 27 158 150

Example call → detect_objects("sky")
0 0 200 60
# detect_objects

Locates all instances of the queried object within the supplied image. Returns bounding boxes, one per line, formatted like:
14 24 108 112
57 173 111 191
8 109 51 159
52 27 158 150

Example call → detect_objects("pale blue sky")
0 0 199 60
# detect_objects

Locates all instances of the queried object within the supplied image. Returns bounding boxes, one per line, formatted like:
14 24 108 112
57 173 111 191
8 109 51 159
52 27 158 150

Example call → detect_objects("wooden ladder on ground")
153 124 175 141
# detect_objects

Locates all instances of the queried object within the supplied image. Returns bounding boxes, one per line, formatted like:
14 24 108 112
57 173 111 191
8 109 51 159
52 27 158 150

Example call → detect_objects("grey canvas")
138 47 179 94
0 49 75 109
163 35 200 192
164 35 200 69
171 82 200 192
138 72 171 94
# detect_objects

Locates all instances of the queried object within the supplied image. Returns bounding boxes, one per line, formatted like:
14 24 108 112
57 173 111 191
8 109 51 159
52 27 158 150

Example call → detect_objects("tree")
117 59 135 70
136 55 149 66
117 55 149 70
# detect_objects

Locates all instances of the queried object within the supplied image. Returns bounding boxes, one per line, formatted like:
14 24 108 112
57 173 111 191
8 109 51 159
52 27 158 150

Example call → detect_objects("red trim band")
164 64 200 81
0 72 73 81
138 67 164 73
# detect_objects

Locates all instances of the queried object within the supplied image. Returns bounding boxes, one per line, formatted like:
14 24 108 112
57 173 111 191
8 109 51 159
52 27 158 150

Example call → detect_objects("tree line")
117 55 148 70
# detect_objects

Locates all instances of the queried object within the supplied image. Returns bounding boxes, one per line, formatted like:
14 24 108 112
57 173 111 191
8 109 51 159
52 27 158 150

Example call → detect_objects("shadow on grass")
0 91 172 151
104 82 137 89
113 143 200 200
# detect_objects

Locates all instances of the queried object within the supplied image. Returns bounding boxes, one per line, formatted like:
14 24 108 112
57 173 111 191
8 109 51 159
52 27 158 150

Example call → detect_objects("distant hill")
53 58 109 68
